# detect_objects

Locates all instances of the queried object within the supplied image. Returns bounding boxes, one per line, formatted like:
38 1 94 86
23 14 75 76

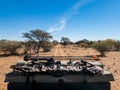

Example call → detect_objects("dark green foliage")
75 39 93 48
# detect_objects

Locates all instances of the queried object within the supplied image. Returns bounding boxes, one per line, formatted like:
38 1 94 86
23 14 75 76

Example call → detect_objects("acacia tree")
23 29 52 54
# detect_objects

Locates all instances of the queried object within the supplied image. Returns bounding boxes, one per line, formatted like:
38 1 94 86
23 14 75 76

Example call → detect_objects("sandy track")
53 44 65 56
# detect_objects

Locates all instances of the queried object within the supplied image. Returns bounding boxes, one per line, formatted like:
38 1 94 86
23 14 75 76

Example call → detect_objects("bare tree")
23 29 52 54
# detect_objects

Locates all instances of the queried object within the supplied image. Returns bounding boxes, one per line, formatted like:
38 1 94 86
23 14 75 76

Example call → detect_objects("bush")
75 39 93 48
41 41 54 52
114 40 120 51
52 40 58 46
80 43 89 49
92 39 115 56
0 40 22 55
23 41 37 54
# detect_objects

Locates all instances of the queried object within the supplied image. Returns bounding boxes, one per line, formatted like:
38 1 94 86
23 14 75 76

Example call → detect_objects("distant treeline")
0 39 58 56
0 29 120 57
75 39 120 56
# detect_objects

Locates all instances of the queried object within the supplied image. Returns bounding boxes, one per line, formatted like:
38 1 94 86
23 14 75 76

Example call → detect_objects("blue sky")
0 0 120 42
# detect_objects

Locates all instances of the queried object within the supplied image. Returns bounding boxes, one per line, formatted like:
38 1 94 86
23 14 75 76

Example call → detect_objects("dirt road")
0 45 119 90
52 44 65 56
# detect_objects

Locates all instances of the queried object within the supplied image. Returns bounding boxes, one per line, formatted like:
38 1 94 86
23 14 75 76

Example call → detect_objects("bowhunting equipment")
5 56 114 90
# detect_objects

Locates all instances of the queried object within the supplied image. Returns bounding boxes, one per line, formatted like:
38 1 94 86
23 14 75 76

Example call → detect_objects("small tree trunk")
100 51 105 57
36 45 40 54
36 42 42 54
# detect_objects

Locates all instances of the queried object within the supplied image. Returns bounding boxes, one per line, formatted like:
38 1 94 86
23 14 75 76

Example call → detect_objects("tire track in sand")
52 44 67 63
53 44 65 56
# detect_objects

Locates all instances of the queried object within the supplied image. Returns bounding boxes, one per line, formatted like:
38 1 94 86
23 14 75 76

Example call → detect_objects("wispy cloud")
47 18 66 33
71 0 86 11
47 0 94 33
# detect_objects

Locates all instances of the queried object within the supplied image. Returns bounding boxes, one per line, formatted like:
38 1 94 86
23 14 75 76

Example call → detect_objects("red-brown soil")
0 45 119 90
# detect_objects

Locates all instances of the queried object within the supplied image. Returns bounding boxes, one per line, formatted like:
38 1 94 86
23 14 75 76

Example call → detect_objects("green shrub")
0 40 22 55
41 41 54 52
92 40 114 56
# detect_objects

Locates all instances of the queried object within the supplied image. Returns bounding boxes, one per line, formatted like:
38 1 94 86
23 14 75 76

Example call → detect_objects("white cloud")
47 0 94 33
71 0 85 11
47 18 66 33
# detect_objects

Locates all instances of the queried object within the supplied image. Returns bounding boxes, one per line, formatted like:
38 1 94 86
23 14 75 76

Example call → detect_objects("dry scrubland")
0 45 120 90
